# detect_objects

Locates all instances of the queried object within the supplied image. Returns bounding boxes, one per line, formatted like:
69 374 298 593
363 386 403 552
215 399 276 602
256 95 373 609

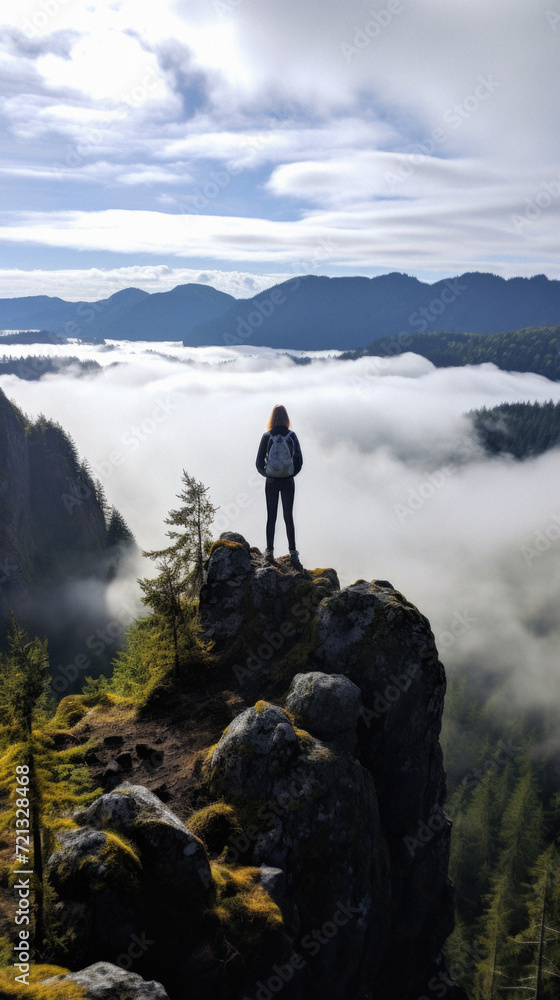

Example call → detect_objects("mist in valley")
1 339 559 720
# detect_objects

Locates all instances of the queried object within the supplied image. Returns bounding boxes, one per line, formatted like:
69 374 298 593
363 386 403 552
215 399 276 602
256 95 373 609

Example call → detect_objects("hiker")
256 404 303 566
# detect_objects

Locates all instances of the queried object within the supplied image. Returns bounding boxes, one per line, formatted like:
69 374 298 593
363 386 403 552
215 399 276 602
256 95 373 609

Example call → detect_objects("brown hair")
267 404 290 430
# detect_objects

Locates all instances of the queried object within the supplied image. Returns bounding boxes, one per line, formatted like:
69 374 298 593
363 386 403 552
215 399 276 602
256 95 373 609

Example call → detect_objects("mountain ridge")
0 283 235 342
186 271 560 350
2 272 560 349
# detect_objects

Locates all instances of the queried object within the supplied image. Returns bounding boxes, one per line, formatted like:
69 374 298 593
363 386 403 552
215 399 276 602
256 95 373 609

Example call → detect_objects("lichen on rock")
44 962 170 999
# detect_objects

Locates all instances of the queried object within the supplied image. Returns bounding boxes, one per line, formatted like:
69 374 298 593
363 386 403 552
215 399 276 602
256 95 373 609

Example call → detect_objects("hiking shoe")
289 549 302 569
264 548 274 563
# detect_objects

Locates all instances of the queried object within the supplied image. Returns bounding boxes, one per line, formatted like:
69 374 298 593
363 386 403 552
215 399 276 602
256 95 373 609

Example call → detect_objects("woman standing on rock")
256 404 303 567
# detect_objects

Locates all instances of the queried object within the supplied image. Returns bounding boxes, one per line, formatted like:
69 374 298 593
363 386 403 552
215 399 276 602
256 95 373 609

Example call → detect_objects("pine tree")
475 755 545 998
143 469 218 599
106 506 134 548
0 619 50 953
0 618 97 957
138 556 183 676
509 849 560 1000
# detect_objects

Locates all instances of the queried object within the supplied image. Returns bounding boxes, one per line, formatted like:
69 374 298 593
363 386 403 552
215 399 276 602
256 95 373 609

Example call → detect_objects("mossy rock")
209 861 284 961
187 802 244 857
0 965 86 999
50 696 89 730
210 538 245 553
49 828 141 899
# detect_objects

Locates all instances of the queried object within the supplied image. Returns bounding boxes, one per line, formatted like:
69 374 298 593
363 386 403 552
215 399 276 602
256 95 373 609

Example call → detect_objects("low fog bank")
1 344 559 713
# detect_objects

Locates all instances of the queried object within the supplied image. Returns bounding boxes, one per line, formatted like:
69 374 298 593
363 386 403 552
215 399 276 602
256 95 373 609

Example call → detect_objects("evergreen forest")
344 325 560 381
470 400 560 459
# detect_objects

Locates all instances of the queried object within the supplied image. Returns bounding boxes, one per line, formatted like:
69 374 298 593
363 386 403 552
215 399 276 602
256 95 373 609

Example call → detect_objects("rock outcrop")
44 962 170 999
207 700 388 998
46 532 466 1000
48 784 213 974
199 534 462 1000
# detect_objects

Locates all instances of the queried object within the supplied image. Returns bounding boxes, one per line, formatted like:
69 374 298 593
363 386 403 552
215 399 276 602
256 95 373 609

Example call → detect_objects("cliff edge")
41 533 467 1000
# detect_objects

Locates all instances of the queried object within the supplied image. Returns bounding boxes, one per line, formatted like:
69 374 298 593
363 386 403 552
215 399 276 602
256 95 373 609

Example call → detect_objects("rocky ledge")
44 534 467 1000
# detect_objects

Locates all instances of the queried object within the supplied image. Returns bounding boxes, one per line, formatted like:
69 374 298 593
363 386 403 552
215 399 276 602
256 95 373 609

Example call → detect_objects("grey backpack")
266 432 295 477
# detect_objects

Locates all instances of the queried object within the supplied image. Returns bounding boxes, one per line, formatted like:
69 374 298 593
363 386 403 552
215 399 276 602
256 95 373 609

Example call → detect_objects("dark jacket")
256 425 303 478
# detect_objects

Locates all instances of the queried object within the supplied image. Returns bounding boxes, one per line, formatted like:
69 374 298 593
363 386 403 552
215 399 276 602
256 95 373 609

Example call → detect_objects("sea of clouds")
1 341 559 713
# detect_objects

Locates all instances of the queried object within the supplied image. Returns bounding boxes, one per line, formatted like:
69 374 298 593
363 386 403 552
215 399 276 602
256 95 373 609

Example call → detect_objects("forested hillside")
0 389 135 685
345 325 560 380
470 400 560 459
442 676 560 998
0 355 102 379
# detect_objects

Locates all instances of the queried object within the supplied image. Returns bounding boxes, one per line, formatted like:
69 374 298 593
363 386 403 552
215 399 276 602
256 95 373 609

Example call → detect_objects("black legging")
265 476 296 551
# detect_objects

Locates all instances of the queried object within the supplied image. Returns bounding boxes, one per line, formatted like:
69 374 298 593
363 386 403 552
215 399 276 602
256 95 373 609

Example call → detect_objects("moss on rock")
0 965 86 999
187 802 244 857
209 861 284 958
50 696 89 730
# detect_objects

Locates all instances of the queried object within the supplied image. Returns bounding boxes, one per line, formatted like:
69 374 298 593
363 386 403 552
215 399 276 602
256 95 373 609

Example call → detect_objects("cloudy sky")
1 345 559 714
0 0 559 300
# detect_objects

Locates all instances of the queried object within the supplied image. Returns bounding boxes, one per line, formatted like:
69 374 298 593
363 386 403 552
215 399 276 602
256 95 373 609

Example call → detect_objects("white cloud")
2 198 559 279
2 345 560 714
160 119 397 168
0 265 293 300
0 0 558 282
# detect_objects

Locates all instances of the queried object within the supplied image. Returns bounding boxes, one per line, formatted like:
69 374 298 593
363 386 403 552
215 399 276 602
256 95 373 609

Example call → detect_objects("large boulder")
48 785 214 990
74 782 211 896
199 534 254 640
285 671 362 750
44 962 170 999
48 828 144 965
206 700 389 999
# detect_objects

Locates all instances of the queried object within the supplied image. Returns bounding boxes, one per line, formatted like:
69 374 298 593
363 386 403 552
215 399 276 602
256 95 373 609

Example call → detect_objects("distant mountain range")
0 283 235 342
1 272 560 349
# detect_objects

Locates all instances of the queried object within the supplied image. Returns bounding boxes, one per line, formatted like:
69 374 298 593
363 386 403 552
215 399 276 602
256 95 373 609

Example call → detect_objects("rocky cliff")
38 534 467 1000
0 387 134 683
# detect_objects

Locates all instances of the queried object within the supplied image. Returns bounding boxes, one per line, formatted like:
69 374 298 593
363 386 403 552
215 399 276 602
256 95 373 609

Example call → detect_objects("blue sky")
0 0 559 300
